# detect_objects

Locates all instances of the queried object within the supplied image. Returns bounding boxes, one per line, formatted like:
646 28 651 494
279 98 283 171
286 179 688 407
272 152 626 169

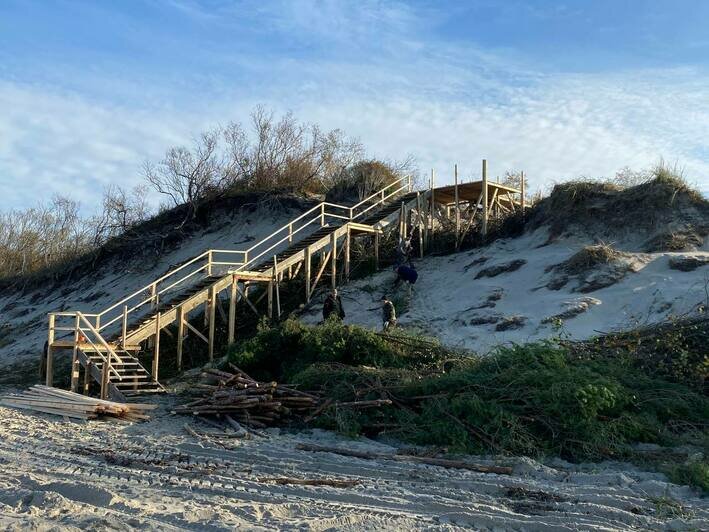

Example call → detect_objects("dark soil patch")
475 260 526 279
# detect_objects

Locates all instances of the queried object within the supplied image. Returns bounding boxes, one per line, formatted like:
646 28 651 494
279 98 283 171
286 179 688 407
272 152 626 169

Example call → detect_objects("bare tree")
94 184 151 242
144 129 223 224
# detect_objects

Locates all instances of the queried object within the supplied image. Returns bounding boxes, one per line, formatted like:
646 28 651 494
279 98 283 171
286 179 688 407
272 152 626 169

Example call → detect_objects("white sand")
302 229 709 353
1 393 707 531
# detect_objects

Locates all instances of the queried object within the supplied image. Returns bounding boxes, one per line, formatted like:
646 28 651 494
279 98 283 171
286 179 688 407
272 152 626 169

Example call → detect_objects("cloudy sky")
1 0 709 213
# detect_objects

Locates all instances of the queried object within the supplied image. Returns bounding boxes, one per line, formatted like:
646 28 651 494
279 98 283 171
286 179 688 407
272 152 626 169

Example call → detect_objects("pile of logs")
1 385 155 422
173 365 320 429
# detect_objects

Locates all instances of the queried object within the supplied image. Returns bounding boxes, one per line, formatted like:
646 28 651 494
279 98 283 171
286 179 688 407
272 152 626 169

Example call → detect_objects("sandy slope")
302 228 709 353
1 393 707 531
0 206 295 366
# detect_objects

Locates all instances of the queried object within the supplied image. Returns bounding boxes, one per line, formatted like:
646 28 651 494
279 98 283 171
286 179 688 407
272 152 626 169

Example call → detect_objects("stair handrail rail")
62 175 412 341
49 311 122 382
348 175 412 219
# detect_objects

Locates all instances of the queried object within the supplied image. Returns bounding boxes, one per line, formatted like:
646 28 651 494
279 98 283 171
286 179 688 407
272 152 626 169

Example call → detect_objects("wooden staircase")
47 177 422 398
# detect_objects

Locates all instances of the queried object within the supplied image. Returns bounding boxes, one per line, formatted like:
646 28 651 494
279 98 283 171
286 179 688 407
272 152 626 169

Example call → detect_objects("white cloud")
1 2 708 215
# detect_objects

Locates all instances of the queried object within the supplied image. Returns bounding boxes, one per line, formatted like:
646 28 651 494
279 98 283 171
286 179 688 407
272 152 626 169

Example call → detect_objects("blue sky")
2 0 709 212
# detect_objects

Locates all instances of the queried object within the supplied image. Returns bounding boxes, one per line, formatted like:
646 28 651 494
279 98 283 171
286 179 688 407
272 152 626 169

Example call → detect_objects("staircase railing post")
100 358 109 400
320 204 325 226
150 282 157 309
207 250 213 276
121 305 128 348
45 314 55 387
288 222 293 243
70 313 80 393
152 312 161 382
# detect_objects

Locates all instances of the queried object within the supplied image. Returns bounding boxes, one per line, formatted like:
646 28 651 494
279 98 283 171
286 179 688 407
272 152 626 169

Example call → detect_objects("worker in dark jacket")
394 264 418 286
381 295 396 331
323 289 345 321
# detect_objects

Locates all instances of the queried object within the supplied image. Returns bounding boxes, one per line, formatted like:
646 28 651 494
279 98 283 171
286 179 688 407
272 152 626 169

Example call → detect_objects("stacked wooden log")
1 385 155 422
173 365 319 428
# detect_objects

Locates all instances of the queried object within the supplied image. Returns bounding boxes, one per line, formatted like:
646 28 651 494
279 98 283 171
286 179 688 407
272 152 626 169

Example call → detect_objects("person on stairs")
381 295 397 331
323 289 345 321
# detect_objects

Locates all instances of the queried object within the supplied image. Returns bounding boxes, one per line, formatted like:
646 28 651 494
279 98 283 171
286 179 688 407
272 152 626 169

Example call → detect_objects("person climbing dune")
323 289 345 321
381 295 397 331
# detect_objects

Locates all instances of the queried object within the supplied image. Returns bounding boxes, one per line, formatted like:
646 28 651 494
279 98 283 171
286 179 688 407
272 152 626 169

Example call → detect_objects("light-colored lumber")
481 159 489 236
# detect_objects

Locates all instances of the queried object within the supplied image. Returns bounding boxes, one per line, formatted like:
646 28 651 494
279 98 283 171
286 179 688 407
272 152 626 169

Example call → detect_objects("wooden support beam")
235 283 260 316
374 231 380 270
417 192 424 258
208 286 216 361
46 314 55 387
482 159 489 236
184 319 209 344
273 256 281 319
310 250 332 298
304 247 312 303
228 276 237 344
176 306 184 372
520 170 526 214
267 280 273 319
454 163 460 250
100 360 109 400
70 314 80 392
429 169 435 246
152 312 161 381
344 226 351 281
122 305 128 348
82 361 91 395
330 232 337 290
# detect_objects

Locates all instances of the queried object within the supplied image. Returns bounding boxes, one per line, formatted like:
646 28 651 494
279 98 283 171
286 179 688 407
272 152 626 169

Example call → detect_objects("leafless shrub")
144 128 224 224
0 196 94 278
94 184 151 242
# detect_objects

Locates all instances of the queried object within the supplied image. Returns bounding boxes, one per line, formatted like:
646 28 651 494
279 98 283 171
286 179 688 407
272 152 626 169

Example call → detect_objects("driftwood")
176 367 319 429
296 443 513 475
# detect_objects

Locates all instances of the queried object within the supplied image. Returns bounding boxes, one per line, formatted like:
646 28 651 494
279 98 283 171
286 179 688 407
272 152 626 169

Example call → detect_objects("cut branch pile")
174 365 321 429
1 385 155 422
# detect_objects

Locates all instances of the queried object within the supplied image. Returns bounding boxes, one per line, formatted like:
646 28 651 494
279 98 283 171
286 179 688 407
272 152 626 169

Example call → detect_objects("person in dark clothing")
394 264 418 287
323 289 345 321
381 295 397 331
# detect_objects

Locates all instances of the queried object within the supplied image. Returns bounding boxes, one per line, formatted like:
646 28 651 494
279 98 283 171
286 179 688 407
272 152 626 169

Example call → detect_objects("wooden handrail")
57 177 412 343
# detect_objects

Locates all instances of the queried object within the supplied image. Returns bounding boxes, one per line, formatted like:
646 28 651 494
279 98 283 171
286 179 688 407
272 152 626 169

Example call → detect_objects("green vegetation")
228 319 709 494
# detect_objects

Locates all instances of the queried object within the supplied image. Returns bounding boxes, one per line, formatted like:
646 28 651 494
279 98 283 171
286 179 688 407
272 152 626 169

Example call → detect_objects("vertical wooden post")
46 314 55 387
416 192 424 258
150 283 157 309
429 169 435 246
374 231 380 270
304 247 312 302
320 203 325 226
330 232 337 290
206 250 213 276
152 312 161 381
228 276 237 344
273 256 281 319
267 280 274 319
83 362 91 395
454 163 460 249
70 314 80 392
208 286 216 361
176 306 184 372
100 360 109 400
482 159 489 236
520 170 526 214
120 305 128 347
344 226 351 281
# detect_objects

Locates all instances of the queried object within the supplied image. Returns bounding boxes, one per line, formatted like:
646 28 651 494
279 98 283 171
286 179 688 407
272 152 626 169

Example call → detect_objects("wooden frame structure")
46 163 525 399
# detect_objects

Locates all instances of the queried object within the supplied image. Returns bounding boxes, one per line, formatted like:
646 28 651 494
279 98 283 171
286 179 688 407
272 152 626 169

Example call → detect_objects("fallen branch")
295 443 512 475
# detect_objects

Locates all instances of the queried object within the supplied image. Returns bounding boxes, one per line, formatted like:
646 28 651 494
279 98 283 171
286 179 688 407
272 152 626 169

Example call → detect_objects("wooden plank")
482 159 488 236
184 320 209 344
176 306 184 372
454 163 460 250
344 226 351 281
304 246 312 303
330 232 337 290
228 277 237 344
520 170 526 214
208 286 216 361
152 312 161 381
